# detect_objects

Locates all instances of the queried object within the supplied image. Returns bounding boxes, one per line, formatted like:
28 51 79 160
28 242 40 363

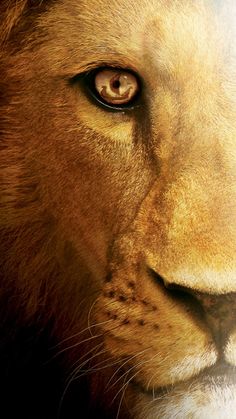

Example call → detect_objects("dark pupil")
112 79 120 89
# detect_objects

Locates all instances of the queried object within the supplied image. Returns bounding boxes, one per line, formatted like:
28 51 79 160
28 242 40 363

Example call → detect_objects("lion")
1 0 236 418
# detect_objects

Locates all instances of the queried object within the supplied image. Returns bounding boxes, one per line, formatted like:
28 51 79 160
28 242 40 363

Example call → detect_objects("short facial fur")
1 1 236 418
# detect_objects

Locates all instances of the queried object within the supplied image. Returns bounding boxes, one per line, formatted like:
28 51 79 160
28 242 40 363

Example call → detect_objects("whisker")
146 353 169 392
66 347 109 387
87 297 100 336
51 317 113 350
65 342 104 383
106 348 150 390
107 348 150 391
57 347 108 419
49 333 102 362
110 368 141 408
71 356 125 382
115 371 129 419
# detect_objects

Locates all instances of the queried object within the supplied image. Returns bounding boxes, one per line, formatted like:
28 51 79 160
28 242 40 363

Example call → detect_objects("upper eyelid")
69 59 140 77
70 65 142 84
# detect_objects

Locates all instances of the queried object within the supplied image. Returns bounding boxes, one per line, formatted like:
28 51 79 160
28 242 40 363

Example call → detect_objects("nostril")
149 267 207 320
149 268 236 349
149 269 167 287
149 268 196 298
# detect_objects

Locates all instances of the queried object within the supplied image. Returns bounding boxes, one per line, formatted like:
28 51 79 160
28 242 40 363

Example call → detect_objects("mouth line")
130 362 236 397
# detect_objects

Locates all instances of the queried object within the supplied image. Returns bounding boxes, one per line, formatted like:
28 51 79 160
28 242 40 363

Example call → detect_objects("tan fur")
1 1 236 418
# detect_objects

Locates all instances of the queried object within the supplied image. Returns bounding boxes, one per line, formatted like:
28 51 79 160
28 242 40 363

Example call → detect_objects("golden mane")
0 1 28 45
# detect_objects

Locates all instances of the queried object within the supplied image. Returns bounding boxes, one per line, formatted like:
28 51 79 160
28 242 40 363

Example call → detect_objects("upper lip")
202 362 236 382
131 362 236 396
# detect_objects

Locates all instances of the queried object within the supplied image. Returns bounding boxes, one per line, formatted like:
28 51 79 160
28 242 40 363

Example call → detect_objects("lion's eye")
84 68 140 111
94 69 139 106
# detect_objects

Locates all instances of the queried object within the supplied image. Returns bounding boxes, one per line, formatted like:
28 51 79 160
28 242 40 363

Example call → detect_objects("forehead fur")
1 0 236 60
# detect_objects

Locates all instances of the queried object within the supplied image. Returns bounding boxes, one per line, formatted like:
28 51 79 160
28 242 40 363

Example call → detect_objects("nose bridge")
144 113 236 294
142 3 236 293
160 100 236 228
150 47 236 236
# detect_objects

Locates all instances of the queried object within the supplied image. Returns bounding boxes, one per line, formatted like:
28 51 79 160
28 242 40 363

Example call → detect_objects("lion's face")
1 0 236 418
